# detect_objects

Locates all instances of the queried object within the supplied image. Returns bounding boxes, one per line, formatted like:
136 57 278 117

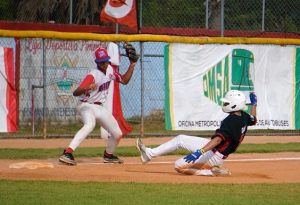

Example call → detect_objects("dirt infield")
0 136 300 184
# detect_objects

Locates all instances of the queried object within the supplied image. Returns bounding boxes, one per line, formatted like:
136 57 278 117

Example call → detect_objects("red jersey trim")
114 70 122 82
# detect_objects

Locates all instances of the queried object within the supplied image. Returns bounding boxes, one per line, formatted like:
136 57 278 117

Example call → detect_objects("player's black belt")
93 102 102 105
80 101 102 106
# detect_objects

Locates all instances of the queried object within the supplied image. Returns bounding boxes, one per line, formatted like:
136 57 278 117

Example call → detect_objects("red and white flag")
100 0 138 31
101 42 132 139
0 47 17 132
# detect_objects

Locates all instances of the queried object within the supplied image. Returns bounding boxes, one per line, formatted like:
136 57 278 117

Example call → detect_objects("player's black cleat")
103 151 124 164
59 150 76 165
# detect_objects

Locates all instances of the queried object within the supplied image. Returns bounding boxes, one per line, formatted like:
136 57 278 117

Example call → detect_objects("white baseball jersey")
78 65 122 104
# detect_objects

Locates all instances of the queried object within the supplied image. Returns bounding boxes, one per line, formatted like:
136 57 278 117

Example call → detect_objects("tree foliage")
0 0 299 33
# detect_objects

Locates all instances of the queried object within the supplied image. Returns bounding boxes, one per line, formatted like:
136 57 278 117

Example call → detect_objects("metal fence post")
31 85 35 137
205 0 209 29
140 42 145 139
139 0 145 138
69 0 73 24
262 0 265 31
42 39 47 139
221 0 224 37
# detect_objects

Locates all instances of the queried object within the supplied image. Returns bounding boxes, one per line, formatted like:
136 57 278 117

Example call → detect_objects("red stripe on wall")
4 48 17 132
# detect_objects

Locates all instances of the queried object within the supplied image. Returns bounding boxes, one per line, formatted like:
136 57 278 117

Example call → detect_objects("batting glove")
250 92 257 106
184 149 205 163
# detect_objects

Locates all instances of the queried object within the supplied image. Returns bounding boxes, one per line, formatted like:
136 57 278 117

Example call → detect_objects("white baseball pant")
68 102 123 154
145 135 225 176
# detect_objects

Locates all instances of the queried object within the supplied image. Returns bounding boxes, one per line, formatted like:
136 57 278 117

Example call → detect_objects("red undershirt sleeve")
78 75 94 88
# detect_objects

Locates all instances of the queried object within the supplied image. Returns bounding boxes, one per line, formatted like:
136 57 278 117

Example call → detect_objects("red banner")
100 0 137 31
0 47 17 132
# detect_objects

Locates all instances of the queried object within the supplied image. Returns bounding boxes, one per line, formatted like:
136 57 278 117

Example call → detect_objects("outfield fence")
1 34 300 138
1 0 300 138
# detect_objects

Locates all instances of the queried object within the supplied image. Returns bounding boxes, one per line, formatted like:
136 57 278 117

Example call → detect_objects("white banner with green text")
164 43 300 130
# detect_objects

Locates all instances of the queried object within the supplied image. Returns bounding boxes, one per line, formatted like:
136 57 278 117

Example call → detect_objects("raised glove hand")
249 92 257 106
183 149 204 163
123 42 139 63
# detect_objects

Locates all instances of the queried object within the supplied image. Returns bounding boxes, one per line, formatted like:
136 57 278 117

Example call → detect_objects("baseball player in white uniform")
59 43 138 165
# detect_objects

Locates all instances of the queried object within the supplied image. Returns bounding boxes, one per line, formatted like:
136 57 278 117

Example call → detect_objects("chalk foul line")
76 157 300 166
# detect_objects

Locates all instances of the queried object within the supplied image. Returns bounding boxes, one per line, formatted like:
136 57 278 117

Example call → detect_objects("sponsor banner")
20 39 131 135
19 39 107 120
165 43 300 130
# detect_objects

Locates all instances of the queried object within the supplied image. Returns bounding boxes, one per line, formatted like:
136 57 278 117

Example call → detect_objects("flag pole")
115 23 119 34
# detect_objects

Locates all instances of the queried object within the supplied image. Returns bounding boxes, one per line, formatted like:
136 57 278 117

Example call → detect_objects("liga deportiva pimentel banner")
0 46 17 132
164 43 300 130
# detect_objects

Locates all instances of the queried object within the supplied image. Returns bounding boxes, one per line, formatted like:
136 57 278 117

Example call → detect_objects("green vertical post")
164 44 172 130
295 48 300 129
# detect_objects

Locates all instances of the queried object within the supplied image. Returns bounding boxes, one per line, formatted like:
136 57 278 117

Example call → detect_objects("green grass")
1 143 300 205
0 143 299 159
237 143 300 153
0 180 299 205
